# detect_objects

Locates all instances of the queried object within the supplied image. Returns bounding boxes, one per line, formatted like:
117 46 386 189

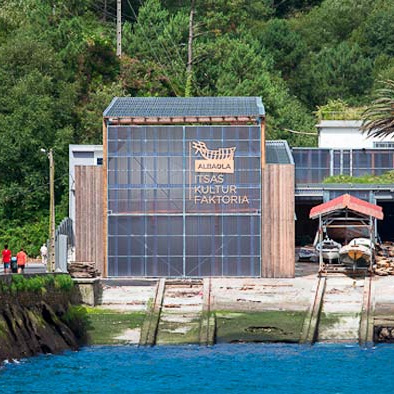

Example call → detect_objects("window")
373 142 394 148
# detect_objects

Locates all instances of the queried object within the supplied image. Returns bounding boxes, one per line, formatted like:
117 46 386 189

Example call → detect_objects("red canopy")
309 193 383 220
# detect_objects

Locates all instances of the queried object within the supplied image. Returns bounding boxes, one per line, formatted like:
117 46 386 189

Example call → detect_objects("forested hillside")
0 0 392 254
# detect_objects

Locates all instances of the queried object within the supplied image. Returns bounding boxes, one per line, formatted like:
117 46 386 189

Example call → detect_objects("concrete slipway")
76 270 394 346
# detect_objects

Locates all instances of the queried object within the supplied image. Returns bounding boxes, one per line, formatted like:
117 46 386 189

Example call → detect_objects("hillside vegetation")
0 0 392 253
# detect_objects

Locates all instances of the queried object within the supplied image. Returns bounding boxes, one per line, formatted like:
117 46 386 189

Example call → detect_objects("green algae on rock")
85 307 145 345
0 275 82 362
215 311 306 343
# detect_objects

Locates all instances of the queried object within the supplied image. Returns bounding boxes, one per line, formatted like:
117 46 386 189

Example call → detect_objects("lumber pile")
373 242 394 276
375 326 394 342
68 262 100 278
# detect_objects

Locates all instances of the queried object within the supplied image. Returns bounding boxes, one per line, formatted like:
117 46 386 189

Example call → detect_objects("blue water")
1 344 393 393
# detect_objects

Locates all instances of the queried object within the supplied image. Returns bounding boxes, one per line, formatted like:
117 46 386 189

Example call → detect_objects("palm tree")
361 79 394 138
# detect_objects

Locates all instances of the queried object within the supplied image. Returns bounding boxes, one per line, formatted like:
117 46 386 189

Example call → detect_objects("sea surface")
1 344 393 393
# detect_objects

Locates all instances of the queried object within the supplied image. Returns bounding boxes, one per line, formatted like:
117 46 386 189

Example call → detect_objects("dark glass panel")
107 126 261 277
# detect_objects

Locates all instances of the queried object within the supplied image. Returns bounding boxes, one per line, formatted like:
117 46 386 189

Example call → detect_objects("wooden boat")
297 245 318 262
315 237 341 263
339 238 374 267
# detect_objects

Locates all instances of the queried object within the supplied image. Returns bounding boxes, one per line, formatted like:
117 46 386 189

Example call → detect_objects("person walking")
40 243 48 265
16 248 27 274
1 244 11 274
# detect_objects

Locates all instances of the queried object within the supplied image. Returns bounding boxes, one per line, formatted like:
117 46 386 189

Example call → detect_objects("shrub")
0 274 73 294
323 170 394 184
316 99 365 121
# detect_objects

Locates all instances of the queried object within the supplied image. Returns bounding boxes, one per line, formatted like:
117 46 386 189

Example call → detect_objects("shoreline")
1 270 394 364
78 271 394 346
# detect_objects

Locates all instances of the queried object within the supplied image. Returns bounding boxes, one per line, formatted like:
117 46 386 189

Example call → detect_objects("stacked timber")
68 262 100 278
373 243 394 276
375 326 394 342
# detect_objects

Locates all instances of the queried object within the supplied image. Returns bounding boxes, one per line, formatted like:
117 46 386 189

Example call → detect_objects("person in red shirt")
16 248 27 274
2 245 11 274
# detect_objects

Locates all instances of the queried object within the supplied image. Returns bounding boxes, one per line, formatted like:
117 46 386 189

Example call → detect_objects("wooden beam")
260 121 266 169
326 224 370 228
105 116 260 125
103 119 108 278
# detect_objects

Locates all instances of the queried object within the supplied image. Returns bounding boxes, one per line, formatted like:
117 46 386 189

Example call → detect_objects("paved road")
0 262 46 275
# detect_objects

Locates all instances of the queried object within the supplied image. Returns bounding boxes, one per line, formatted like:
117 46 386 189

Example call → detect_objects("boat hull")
339 244 371 267
322 250 340 263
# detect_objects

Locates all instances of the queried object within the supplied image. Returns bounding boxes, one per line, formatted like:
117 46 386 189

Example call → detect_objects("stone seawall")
0 274 84 362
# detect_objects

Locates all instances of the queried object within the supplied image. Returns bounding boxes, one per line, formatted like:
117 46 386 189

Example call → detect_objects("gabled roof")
266 140 294 165
309 193 383 220
103 96 265 119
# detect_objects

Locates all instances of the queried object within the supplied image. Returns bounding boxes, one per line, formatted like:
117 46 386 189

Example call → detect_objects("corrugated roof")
103 97 265 118
309 194 384 220
266 140 294 165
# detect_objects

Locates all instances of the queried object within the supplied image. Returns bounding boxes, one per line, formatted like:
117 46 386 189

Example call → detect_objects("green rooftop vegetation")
323 170 394 184
316 100 366 121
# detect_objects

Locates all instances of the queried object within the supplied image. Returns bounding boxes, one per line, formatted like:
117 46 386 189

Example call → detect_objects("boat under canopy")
309 194 384 273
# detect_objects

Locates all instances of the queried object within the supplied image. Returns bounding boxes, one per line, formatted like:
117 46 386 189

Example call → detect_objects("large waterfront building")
70 98 394 278
71 97 295 278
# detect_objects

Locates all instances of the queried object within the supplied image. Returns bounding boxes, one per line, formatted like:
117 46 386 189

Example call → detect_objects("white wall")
317 120 394 149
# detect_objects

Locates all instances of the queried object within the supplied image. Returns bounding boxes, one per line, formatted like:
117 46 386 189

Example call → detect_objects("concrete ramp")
100 282 157 312
318 276 365 342
156 280 205 345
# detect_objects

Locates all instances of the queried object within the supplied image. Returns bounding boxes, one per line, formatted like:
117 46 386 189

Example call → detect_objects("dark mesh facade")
107 125 261 277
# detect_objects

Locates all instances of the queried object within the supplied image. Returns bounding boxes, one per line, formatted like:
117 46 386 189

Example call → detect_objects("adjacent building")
318 120 394 149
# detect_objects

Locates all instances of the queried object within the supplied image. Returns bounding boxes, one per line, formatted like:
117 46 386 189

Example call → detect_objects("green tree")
257 19 307 80
295 42 373 107
78 82 125 144
123 0 188 96
294 0 374 51
361 80 394 139
352 2 394 58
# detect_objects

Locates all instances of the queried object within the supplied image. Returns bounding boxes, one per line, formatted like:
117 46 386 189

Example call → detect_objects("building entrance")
377 201 394 242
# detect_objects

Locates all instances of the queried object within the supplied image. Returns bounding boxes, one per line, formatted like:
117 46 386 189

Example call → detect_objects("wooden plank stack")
68 262 100 278
374 242 394 276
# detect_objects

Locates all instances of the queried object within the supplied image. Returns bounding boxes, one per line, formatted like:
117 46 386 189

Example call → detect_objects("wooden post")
116 0 121 57
319 214 323 273
103 119 108 277
260 120 266 169
103 0 107 21
369 215 373 272
48 148 55 272
185 0 195 96
260 120 265 277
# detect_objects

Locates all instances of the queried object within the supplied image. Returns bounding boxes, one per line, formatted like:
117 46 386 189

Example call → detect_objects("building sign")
192 140 235 173
190 140 249 205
